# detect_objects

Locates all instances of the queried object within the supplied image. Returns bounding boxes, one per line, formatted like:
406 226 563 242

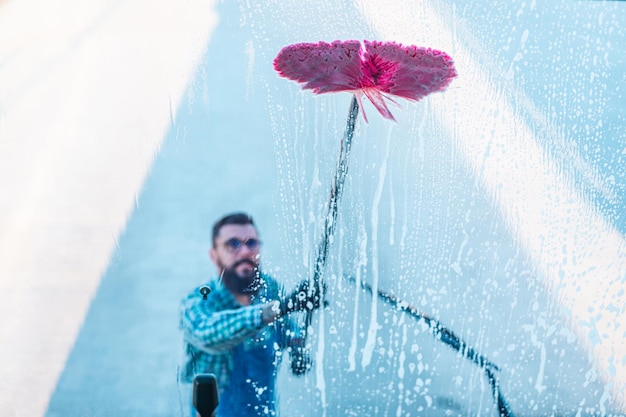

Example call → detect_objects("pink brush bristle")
273 40 363 94
363 40 457 100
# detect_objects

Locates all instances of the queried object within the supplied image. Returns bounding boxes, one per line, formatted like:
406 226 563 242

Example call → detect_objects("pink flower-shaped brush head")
274 40 457 121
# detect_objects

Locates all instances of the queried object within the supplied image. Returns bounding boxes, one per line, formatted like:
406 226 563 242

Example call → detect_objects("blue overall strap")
217 326 278 417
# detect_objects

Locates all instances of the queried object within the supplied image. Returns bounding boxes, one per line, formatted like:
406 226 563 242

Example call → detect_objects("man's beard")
220 259 262 295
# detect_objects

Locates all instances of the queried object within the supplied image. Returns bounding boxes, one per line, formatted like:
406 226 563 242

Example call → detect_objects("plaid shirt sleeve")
179 284 266 353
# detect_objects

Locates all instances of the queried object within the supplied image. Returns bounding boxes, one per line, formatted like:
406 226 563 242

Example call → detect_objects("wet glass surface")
3 0 623 416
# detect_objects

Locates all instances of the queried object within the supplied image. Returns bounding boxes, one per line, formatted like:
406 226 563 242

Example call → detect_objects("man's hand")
261 301 281 324
290 344 312 376
279 279 325 316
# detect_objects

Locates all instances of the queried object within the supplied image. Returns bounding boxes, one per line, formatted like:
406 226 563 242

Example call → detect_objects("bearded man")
179 212 323 417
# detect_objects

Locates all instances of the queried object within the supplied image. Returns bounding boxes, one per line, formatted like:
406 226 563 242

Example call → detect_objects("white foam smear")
356 0 626 411
361 123 393 368
0 1 217 415
315 307 328 417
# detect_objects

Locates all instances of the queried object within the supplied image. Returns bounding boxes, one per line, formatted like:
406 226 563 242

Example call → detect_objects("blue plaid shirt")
179 274 300 391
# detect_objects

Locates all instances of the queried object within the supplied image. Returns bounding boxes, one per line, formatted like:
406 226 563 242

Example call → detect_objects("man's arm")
180 293 277 353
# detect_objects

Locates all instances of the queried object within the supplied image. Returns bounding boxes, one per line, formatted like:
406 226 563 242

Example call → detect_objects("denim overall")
217 325 278 416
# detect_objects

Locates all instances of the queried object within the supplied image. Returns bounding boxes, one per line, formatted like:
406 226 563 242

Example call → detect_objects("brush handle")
303 96 359 331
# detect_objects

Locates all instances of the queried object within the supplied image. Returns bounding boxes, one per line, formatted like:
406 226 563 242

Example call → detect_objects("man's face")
210 224 261 294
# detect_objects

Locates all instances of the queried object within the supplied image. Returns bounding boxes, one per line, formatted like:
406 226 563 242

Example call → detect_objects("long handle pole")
347 276 514 417
304 95 360 331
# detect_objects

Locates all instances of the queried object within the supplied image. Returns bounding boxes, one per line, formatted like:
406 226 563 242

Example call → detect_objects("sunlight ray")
357 0 626 410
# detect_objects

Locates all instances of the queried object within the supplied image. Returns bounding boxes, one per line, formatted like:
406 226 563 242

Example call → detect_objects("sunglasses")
221 237 262 253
